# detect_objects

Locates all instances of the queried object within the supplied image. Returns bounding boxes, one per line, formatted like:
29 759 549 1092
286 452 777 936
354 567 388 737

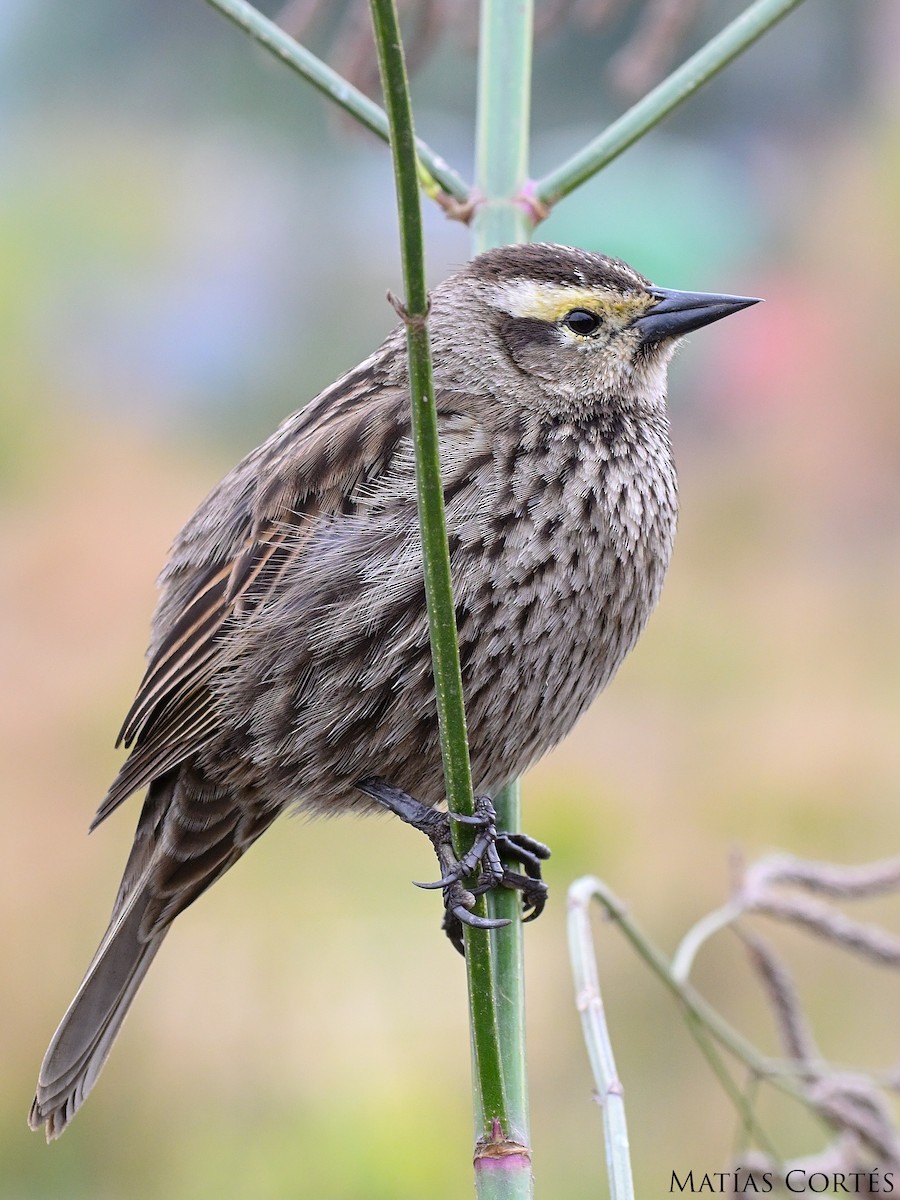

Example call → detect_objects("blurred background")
3 1 900 1195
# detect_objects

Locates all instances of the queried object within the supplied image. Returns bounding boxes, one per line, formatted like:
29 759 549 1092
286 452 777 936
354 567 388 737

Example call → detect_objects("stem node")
386 290 431 329
514 181 551 227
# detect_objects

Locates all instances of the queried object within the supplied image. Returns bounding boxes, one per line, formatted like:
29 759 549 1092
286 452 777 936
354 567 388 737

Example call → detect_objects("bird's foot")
356 777 550 955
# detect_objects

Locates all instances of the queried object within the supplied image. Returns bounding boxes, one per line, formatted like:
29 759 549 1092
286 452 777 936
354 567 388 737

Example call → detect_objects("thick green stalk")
205 0 469 204
472 1 535 248
470 5 534 1198
535 0 807 207
367 0 508 1133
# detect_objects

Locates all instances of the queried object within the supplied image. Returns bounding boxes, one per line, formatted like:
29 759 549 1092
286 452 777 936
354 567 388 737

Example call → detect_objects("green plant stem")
682 1009 782 1163
569 877 817 1108
535 0 808 208
205 0 470 204
567 877 813 1163
367 0 508 1134
469 6 534 1198
485 781 528 1139
472 0 536 249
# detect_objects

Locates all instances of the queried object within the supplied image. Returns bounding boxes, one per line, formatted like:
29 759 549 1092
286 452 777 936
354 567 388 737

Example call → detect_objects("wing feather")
94 356 410 829
116 560 231 748
92 692 217 829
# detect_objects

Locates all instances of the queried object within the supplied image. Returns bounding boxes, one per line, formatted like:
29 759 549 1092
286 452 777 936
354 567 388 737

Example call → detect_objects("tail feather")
30 769 275 1139
29 881 166 1140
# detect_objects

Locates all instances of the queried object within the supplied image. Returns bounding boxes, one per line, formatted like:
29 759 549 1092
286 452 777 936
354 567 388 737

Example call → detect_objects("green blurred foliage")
2 2 900 1197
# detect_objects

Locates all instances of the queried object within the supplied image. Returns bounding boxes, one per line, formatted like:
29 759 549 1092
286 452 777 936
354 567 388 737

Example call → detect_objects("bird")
30 242 758 1139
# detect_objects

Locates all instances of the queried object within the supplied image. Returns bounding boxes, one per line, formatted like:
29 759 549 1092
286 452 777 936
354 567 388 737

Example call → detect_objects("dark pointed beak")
634 288 761 345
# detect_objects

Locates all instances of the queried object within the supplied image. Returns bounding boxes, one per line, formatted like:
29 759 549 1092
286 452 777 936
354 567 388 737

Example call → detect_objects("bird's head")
436 243 759 416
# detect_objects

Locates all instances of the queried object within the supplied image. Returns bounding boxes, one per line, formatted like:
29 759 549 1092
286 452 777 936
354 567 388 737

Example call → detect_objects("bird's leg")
356 777 551 955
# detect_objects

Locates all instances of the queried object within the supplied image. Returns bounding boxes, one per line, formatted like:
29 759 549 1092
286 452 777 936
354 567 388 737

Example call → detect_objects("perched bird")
30 242 757 1138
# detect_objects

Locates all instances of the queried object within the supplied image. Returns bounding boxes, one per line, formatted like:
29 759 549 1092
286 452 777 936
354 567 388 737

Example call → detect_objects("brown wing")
114 527 298 749
92 347 409 830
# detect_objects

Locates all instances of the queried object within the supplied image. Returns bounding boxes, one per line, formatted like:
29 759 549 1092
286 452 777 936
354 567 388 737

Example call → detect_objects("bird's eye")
563 309 601 336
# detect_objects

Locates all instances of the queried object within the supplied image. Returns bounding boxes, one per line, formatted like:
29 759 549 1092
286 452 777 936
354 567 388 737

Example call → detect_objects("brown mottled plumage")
30 243 758 1138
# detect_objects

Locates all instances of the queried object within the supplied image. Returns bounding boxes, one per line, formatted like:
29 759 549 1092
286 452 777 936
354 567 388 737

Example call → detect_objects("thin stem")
368 0 508 1136
682 1010 782 1162
570 877 818 1107
205 0 470 204
536 0 808 208
567 879 635 1200
672 900 745 984
571 876 779 1166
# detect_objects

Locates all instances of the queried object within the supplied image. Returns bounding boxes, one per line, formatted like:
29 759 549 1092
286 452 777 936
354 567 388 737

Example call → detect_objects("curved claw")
522 887 548 920
452 905 511 931
358 776 550 952
450 810 491 827
413 876 457 891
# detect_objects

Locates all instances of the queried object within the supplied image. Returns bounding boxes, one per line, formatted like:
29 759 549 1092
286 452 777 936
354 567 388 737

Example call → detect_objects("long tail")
29 771 178 1141
30 768 277 1140
29 875 167 1140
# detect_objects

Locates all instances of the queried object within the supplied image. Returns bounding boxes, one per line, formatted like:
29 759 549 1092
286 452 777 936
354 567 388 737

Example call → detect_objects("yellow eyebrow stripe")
494 279 650 324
